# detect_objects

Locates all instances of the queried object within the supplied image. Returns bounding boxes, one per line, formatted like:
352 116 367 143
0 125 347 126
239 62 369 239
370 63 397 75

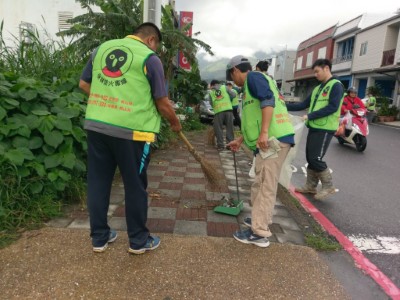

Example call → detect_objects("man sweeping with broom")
226 55 295 248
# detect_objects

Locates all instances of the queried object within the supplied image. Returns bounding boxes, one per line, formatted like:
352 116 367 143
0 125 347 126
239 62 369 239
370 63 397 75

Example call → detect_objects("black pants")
233 106 241 129
306 129 334 172
87 130 150 249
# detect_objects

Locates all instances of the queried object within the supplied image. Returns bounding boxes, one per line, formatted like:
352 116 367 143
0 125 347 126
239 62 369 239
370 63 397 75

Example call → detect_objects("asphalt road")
289 111 400 293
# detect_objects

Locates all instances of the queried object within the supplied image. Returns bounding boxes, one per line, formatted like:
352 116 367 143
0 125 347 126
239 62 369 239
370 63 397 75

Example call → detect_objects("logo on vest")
215 89 223 99
101 46 133 78
322 86 330 97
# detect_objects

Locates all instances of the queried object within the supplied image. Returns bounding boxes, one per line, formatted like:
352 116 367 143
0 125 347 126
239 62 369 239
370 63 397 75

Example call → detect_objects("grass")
277 185 341 252
305 225 341 251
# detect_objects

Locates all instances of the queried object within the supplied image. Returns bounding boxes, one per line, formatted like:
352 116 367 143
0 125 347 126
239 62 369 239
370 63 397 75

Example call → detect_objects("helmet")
347 87 357 93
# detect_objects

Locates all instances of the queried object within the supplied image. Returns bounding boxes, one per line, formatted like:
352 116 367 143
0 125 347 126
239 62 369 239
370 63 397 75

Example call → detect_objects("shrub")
0 72 87 234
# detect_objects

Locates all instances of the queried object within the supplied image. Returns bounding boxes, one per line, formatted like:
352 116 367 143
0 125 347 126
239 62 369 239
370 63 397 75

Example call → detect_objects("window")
336 38 354 62
297 56 303 70
306 51 313 67
58 11 73 31
318 47 327 59
360 42 368 56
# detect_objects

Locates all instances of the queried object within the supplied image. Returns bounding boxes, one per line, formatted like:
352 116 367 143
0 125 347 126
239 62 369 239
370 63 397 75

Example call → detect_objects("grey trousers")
213 110 234 148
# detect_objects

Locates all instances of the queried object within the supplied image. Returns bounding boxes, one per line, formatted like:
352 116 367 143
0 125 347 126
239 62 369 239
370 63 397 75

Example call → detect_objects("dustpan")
214 151 243 216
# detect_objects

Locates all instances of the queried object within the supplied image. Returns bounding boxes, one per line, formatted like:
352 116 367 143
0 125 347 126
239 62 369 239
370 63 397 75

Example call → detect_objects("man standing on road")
226 55 295 247
365 89 377 123
226 82 241 129
207 80 236 151
79 23 181 254
286 59 344 201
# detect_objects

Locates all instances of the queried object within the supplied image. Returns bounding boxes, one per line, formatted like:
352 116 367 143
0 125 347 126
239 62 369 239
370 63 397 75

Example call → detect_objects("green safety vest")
231 89 239 107
307 79 344 131
242 72 295 151
86 36 161 142
210 85 233 114
367 96 376 111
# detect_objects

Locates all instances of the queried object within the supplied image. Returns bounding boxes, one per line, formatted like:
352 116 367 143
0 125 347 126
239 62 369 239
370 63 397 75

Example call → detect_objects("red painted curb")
289 185 400 300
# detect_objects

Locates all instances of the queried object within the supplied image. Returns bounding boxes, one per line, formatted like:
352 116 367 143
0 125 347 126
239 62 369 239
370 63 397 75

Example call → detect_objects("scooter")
336 107 369 152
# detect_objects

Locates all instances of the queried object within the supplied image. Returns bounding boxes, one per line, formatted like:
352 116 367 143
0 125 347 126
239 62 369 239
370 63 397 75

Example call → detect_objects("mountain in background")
197 50 272 82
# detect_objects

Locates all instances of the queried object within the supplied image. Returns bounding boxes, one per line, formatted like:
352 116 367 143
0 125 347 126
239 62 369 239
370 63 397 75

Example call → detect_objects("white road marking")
348 234 400 254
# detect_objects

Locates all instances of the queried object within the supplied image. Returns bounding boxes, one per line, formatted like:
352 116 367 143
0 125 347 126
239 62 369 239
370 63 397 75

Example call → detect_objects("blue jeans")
87 130 150 248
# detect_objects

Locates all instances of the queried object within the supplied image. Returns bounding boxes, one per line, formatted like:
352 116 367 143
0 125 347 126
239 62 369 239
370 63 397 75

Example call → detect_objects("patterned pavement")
48 130 304 245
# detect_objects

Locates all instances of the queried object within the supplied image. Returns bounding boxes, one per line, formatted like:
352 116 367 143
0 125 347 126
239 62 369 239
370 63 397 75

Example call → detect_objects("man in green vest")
79 23 181 254
207 80 236 151
365 89 377 123
226 55 295 247
286 59 344 201
226 82 241 129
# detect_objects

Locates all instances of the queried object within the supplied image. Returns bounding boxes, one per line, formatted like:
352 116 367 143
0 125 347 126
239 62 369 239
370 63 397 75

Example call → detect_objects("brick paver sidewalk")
48 130 304 245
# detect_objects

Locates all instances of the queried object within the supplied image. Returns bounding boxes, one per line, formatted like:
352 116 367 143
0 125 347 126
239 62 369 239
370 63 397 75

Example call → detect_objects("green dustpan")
213 151 243 216
214 199 243 216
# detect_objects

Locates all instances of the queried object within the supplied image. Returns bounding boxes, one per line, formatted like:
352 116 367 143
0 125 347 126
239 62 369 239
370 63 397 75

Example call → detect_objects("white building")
332 13 394 90
351 13 400 104
273 50 296 95
0 0 99 46
0 0 171 47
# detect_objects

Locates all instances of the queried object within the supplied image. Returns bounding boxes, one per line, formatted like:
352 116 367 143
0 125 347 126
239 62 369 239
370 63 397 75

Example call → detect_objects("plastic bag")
279 115 305 188
343 111 352 130
249 156 256 178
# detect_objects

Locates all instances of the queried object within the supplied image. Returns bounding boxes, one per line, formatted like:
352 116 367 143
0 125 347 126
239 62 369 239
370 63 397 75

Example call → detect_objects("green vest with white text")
367 96 376 111
86 36 161 140
210 85 233 114
307 79 344 131
242 72 294 151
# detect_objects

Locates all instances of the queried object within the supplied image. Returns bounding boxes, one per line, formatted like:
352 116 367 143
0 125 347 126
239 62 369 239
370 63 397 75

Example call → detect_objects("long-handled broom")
178 131 223 186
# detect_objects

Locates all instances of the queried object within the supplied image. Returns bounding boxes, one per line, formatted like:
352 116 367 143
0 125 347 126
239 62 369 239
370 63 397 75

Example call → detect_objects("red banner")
179 11 193 70
179 11 193 37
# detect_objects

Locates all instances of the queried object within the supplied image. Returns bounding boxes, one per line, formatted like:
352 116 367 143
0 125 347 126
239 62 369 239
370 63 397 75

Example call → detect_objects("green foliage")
377 97 398 116
170 65 206 106
57 0 143 56
151 118 174 150
0 21 84 82
0 72 87 234
181 113 206 131
160 5 213 85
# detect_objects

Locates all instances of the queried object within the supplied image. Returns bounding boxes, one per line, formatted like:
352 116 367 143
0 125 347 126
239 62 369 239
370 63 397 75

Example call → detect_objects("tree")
57 0 143 56
159 5 213 85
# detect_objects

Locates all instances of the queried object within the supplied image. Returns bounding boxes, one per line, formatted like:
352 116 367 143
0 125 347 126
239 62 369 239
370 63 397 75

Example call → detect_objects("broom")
178 131 223 185
207 127 216 146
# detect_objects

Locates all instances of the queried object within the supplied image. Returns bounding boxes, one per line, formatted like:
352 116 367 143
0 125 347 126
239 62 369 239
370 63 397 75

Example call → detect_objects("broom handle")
178 131 195 152
233 151 240 201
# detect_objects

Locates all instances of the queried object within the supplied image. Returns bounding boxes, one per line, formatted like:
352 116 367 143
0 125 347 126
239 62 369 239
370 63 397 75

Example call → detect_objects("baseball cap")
226 55 251 81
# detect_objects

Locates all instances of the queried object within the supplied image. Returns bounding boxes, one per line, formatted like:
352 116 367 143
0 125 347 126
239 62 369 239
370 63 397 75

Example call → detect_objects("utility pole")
281 44 287 94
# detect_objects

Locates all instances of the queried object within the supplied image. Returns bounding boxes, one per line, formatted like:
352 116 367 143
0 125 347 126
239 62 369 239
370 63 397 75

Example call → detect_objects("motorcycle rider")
341 87 365 116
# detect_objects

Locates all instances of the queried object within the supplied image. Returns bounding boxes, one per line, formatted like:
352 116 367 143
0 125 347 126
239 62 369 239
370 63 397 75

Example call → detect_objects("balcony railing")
381 49 396 66
332 53 353 64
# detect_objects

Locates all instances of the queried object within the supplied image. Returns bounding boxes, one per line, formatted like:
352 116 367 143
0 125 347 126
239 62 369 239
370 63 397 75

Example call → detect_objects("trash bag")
249 156 256 178
343 111 352 130
279 115 305 188
335 123 345 136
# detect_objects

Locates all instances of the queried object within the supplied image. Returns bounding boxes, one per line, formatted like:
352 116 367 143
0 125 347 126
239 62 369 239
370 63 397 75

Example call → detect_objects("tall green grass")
0 20 85 81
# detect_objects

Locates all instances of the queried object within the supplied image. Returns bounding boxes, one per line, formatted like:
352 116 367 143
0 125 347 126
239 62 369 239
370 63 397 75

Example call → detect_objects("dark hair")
226 82 233 87
133 22 162 42
312 59 332 71
210 79 220 86
226 62 252 81
256 60 269 72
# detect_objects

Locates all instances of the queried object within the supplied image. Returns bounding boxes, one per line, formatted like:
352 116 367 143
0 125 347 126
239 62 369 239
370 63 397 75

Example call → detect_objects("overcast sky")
175 0 400 61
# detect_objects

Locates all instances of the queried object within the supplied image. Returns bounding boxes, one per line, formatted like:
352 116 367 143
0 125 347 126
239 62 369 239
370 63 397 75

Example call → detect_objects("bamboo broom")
178 131 223 185
207 127 216 146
